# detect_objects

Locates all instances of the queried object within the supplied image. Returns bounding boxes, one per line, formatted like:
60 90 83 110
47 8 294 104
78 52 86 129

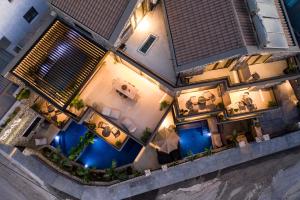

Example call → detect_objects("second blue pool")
177 120 212 157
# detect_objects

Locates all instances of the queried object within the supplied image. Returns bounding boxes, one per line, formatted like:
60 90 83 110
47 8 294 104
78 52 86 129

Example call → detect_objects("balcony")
187 58 300 87
84 111 128 150
223 88 278 117
175 85 224 118
31 97 70 129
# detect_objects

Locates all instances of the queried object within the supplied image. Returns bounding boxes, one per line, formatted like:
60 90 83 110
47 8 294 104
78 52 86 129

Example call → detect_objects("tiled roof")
164 0 296 69
164 0 245 68
233 0 257 46
51 0 130 40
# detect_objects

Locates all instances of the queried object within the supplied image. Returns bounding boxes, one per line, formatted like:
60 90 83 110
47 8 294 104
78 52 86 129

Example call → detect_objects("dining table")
112 78 138 100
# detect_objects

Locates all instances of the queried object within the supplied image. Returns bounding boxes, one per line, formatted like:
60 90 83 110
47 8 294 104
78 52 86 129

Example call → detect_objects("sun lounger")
121 118 137 133
101 106 121 120
35 138 47 146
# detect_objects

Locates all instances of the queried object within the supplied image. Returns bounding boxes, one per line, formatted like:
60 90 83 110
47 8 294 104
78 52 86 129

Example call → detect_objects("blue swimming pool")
177 120 212 157
52 122 142 169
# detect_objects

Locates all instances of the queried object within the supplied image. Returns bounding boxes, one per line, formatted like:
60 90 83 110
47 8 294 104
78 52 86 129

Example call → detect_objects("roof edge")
176 47 249 72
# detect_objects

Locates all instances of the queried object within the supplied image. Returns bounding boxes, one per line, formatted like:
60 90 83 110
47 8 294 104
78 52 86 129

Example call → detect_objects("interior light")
137 18 150 32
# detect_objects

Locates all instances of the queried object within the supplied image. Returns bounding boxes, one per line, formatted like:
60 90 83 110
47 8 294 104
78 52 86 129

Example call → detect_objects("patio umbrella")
152 127 179 154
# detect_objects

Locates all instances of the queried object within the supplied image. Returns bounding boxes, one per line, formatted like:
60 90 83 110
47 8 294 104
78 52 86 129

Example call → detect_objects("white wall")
0 0 48 55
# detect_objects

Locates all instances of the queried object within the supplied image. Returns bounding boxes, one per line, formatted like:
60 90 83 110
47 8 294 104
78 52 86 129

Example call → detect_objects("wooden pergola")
12 20 107 109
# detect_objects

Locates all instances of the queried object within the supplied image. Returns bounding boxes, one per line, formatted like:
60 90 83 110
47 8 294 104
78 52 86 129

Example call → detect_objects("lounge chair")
101 106 121 120
112 128 121 138
35 138 47 146
121 118 137 133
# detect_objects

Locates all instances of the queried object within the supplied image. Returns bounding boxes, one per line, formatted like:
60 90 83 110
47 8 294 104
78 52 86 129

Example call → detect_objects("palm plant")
231 129 239 147
204 147 212 156
70 96 85 110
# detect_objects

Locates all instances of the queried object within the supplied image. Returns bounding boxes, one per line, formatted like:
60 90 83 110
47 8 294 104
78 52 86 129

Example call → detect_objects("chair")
121 118 137 133
112 128 121 138
190 96 198 105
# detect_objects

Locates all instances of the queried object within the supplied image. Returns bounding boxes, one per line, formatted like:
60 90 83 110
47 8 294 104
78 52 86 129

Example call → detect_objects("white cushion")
161 165 168 171
110 109 121 120
255 137 262 143
101 107 111 116
239 141 246 148
122 118 137 133
35 138 47 146
263 134 270 141
145 169 151 176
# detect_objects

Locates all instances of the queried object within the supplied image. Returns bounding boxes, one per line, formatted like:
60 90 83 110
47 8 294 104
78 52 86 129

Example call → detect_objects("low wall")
1 130 300 200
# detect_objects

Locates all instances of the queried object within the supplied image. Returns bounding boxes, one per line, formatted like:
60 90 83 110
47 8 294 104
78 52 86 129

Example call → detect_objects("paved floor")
259 81 300 136
127 145 300 200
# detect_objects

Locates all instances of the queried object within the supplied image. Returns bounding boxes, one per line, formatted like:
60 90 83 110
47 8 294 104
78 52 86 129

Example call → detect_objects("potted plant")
160 100 170 111
70 96 85 111
283 58 298 74
217 102 225 110
87 122 96 130
115 140 122 148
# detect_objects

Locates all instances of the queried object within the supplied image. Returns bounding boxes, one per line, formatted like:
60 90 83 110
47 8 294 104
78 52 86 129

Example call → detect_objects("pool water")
177 120 212 157
52 122 142 169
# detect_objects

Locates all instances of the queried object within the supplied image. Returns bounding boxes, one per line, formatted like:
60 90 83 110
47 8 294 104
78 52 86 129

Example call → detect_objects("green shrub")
69 132 94 161
115 140 122 148
160 100 170 111
140 127 152 144
268 101 277 108
70 96 85 110
16 89 30 100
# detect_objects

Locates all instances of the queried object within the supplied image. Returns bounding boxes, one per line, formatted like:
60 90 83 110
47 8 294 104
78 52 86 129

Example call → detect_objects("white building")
0 0 49 57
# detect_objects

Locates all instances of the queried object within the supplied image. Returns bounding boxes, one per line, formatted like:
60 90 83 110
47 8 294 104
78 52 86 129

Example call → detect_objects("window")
13 46 22 54
23 7 38 23
0 36 11 49
138 34 157 54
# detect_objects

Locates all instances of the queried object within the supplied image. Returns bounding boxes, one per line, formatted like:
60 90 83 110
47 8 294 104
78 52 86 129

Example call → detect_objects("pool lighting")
84 164 88 168
206 132 211 137
55 136 60 142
